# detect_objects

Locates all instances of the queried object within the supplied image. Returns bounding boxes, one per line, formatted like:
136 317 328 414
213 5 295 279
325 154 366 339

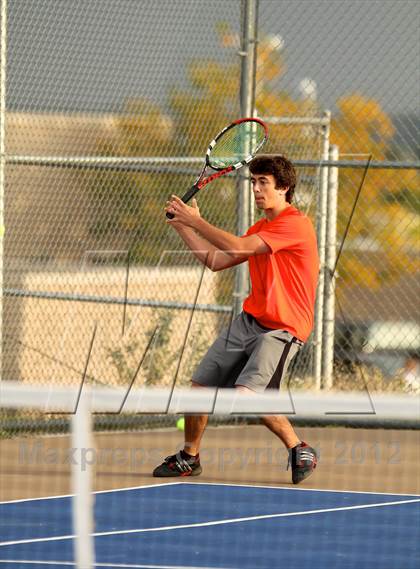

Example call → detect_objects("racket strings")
209 122 266 169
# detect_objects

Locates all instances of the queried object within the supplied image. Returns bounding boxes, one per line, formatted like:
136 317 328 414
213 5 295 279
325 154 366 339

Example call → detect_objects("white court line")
0 482 182 505
0 560 225 569
182 481 420 498
1 498 419 548
3 480 418 505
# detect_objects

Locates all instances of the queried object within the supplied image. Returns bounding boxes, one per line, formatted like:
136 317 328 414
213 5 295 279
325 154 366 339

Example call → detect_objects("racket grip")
165 184 200 219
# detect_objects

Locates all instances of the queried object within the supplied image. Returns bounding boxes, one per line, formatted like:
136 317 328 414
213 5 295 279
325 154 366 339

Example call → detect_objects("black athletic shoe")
153 451 202 477
288 441 317 484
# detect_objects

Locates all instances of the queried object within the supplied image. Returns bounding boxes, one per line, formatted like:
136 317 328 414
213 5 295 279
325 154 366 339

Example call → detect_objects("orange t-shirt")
242 205 319 342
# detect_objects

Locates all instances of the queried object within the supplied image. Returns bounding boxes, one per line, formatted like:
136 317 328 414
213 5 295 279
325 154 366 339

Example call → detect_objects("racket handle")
166 184 200 219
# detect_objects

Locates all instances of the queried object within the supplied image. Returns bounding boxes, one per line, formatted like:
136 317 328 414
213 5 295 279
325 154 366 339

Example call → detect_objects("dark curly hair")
249 155 297 203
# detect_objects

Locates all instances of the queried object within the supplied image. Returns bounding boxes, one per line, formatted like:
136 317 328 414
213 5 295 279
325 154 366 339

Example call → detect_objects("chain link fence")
257 0 419 392
1 0 419 398
332 160 419 390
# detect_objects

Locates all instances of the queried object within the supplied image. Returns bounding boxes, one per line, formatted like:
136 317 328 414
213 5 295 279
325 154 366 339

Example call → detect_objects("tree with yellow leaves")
87 23 419 290
330 94 419 288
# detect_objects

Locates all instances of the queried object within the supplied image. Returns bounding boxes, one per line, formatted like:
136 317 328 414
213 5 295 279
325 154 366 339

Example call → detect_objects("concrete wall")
9 267 224 387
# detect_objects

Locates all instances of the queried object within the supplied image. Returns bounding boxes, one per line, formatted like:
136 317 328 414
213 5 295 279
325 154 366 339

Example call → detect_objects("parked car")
334 320 420 388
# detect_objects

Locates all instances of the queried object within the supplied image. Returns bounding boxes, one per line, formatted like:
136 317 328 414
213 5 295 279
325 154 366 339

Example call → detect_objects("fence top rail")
258 116 331 126
3 113 331 129
5 155 420 170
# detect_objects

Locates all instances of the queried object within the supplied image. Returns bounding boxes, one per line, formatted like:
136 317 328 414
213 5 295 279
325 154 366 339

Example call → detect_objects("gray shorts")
192 311 303 392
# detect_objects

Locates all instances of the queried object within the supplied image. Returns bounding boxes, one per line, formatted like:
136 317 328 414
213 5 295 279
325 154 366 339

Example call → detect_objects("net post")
314 110 331 389
322 144 339 389
0 0 7 381
71 386 95 569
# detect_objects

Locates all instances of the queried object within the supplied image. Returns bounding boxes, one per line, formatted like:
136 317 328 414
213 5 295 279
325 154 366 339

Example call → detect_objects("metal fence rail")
4 287 233 313
6 155 419 170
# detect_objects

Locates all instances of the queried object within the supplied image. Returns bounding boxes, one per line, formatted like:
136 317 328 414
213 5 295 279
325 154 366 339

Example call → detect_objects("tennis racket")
166 117 268 219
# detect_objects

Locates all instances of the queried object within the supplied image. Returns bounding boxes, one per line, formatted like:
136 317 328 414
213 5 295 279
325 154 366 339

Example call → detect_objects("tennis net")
1 381 419 569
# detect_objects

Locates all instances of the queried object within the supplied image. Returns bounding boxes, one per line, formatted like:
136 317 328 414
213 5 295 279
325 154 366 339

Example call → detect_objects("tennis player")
155 155 319 484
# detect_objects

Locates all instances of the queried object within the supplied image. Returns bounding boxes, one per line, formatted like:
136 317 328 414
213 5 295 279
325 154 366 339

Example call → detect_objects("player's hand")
165 195 200 227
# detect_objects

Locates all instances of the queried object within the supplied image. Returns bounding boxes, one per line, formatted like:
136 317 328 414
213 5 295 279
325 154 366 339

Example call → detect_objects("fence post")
322 144 339 389
314 110 331 388
234 0 258 317
0 0 7 381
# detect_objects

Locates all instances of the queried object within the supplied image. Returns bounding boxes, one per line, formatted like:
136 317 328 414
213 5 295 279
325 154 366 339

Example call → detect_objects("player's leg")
260 414 300 448
153 313 250 477
184 382 209 456
235 385 298 447
235 329 318 483
152 383 207 477
182 312 253 456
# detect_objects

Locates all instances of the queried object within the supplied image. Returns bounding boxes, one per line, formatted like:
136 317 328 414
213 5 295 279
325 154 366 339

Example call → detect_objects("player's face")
250 174 287 210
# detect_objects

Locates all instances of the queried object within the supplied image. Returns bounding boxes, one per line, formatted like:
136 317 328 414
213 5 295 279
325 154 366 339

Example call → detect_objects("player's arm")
165 197 248 271
192 217 269 259
174 225 248 272
166 195 270 260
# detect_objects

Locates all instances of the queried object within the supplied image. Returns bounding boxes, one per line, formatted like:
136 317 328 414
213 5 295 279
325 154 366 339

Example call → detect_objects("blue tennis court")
0 482 419 569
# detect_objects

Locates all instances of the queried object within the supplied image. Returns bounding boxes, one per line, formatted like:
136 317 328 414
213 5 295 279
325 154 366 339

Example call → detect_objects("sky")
3 0 419 122
260 0 419 115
